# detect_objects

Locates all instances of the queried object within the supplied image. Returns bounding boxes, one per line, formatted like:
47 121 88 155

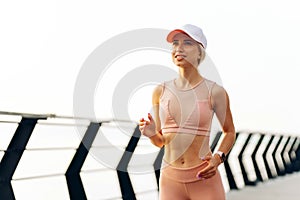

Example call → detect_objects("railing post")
272 136 284 176
224 132 239 190
65 122 100 200
154 147 164 189
288 137 298 172
251 134 265 182
116 125 141 200
238 133 256 186
262 135 275 179
0 117 43 200
281 136 291 174
295 138 300 171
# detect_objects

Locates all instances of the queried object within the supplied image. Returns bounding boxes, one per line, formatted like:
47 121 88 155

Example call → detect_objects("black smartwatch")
215 151 226 163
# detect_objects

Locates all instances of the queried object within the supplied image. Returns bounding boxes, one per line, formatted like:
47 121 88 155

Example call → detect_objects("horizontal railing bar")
12 173 65 181
0 111 56 119
36 122 89 127
80 168 117 173
25 147 77 151
133 189 159 196
12 168 119 181
0 120 20 124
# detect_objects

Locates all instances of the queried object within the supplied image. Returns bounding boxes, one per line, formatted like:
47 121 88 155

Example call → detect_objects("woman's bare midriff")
162 132 212 168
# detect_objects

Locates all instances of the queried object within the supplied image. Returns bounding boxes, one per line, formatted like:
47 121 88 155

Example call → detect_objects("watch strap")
215 151 226 163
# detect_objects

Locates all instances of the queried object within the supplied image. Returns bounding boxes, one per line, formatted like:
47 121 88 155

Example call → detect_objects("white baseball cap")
166 24 207 49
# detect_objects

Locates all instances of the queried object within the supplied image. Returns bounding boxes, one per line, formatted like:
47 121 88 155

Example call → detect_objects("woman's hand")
196 155 222 180
139 113 157 138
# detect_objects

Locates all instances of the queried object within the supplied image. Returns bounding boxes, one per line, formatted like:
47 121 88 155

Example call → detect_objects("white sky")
1 0 300 135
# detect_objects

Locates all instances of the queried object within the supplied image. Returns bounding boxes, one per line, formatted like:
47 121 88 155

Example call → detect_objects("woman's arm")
197 84 236 179
212 85 236 158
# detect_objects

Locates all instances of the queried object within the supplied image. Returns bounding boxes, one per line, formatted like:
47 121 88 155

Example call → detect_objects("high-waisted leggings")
159 161 225 200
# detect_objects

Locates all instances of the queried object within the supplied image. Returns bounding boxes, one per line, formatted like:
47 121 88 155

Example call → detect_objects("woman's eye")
184 41 193 45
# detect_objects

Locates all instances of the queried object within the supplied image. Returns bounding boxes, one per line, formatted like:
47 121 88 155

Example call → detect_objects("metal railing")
0 111 299 199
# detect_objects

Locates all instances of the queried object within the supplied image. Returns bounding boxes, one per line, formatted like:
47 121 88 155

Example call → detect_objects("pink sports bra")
160 78 215 136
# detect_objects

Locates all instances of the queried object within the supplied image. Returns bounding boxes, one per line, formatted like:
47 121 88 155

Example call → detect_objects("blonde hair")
197 44 206 64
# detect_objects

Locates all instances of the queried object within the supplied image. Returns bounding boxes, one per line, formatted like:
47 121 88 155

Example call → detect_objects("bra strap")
205 80 216 110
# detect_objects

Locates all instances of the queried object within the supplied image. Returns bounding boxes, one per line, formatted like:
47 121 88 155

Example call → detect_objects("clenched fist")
139 113 157 138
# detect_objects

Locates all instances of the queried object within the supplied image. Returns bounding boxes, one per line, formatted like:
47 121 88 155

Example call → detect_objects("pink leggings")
159 162 225 200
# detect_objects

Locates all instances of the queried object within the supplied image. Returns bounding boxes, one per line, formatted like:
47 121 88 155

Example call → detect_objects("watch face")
221 153 226 162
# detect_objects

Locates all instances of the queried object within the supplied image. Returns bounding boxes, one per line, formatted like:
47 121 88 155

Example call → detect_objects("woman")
139 24 236 200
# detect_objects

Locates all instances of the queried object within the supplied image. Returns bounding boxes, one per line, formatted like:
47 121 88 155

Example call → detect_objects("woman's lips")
175 55 186 61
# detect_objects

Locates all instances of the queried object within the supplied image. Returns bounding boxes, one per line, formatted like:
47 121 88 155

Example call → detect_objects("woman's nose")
173 43 183 52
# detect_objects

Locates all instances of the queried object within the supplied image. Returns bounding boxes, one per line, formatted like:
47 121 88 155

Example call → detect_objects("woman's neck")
176 67 203 89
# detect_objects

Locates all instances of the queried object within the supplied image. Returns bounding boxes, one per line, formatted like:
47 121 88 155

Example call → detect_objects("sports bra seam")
162 129 210 136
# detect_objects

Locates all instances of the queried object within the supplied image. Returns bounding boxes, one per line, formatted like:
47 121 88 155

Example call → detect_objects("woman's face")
171 33 202 68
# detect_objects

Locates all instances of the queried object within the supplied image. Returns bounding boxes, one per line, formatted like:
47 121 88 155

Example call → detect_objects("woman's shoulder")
152 82 165 101
154 79 174 91
207 81 229 107
202 78 228 101
153 84 163 95
203 78 225 91
152 79 174 100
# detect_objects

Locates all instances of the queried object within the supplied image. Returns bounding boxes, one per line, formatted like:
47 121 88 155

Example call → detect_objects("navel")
180 158 185 165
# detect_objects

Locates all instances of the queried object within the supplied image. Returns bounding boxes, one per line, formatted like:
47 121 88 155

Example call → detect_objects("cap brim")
166 29 187 43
